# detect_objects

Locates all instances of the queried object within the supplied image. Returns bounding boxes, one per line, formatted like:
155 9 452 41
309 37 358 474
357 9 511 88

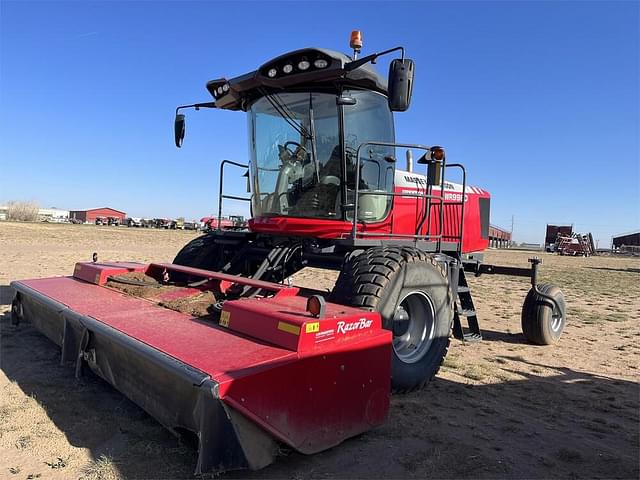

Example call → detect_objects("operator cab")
175 33 416 236
249 89 394 222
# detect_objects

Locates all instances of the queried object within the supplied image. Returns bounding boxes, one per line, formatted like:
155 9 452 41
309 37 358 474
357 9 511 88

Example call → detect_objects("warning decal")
219 310 230 327
305 322 320 334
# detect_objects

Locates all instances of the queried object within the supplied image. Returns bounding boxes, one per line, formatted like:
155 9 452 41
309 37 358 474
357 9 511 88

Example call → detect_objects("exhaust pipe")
406 150 413 172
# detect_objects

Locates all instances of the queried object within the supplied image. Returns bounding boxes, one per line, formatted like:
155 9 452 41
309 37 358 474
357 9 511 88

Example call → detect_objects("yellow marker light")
306 295 326 319
350 30 363 50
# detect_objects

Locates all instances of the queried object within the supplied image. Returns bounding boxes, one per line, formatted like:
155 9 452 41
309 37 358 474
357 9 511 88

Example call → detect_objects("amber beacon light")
350 30 363 59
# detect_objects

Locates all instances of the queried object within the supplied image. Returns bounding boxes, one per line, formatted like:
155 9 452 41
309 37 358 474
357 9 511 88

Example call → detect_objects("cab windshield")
248 90 394 220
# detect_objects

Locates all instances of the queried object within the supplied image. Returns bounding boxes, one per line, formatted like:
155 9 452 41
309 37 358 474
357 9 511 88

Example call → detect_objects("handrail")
349 141 468 252
446 163 467 255
350 189 446 241
218 160 250 231
352 141 455 249
352 142 438 240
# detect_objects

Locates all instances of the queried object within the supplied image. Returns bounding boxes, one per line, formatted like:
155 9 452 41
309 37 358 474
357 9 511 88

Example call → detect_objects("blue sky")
1 1 638 245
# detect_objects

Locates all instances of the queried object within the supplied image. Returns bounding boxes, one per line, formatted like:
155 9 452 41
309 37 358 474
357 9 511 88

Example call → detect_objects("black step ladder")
453 268 482 342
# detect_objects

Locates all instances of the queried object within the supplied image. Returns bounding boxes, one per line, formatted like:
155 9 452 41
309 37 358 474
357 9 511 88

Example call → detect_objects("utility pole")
510 215 514 246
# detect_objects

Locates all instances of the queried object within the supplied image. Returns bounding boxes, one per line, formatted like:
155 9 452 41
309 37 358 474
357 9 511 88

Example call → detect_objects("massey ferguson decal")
337 318 374 334
402 175 456 191
396 170 482 200
402 175 428 186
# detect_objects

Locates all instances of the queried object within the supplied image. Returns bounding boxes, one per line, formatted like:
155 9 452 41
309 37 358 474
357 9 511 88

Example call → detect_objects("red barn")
488 225 512 248
70 207 126 223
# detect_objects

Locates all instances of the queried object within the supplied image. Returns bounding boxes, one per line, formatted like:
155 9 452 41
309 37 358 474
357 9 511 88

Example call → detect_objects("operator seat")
288 145 342 217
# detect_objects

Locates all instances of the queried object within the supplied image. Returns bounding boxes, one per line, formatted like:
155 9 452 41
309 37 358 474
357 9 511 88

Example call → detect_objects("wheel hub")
392 291 436 364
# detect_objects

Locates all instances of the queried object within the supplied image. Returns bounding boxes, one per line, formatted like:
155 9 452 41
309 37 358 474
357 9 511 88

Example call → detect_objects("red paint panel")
16 274 392 453
18 277 296 378
392 186 490 253
248 188 490 253
248 216 393 239
222 337 391 453
73 262 146 285
221 296 382 352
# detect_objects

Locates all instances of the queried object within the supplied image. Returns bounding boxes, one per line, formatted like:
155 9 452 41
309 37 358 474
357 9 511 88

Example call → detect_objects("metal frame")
217 160 250 231
215 141 470 256
350 141 467 255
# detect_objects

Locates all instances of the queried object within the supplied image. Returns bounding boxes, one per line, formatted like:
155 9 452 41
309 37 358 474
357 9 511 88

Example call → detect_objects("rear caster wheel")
521 283 566 345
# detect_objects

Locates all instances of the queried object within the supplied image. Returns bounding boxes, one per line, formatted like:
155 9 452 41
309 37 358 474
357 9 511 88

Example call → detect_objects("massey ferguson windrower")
11 33 567 474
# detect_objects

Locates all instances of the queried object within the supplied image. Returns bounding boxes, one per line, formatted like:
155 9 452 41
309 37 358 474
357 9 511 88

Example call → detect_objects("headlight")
222 84 229 92
298 60 310 71
283 64 293 74
314 59 328 69
217 86 223 94
267 68 277 78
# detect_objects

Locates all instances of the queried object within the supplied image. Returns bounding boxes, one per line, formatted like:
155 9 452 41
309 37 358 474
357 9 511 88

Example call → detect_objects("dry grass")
5 201 40 222
80 455 120 480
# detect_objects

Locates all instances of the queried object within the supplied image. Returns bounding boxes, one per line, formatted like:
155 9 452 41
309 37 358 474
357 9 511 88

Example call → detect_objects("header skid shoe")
10 261 391 474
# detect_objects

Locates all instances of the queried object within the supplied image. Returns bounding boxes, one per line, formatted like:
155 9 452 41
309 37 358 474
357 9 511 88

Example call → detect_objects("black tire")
10 296 23 326
521 283 566 345
330 247 453 392
173 233 227 271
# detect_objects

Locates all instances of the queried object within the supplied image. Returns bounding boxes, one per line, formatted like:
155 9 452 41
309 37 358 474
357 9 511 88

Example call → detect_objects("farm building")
38 208 69 222
612 230 640 252
70 207 127 223
488 225 511 248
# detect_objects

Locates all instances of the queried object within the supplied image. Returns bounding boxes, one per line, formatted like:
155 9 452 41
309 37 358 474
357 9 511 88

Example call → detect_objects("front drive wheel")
331 247 453 392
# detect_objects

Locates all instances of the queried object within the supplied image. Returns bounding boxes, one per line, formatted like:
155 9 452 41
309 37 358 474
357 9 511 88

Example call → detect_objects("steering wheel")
278 141 308 164
345 145 358 161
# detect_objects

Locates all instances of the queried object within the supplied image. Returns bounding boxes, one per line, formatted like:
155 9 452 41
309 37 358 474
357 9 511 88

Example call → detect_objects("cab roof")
207 48 387 111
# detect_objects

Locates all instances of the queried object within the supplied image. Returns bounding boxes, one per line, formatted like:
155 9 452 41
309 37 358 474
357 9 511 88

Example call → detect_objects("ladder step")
457 308 476 317
463 332 483 343
457 286 470 293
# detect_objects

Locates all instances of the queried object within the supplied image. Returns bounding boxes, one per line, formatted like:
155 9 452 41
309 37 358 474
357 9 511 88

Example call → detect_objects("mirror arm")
175 101 217 115
344 46 405 72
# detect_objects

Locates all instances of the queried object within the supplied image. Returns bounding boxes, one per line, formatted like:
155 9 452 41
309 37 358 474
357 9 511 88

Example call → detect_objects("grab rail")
217 160 250 231
351 141 467 252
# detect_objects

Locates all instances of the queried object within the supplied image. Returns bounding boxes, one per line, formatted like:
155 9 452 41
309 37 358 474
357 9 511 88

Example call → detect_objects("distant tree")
6 201 39 221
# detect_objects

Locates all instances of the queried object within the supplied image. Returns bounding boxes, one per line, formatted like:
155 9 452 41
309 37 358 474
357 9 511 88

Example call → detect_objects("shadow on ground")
0 285 14 305
479 328 529 345
1 312 638 479
586 266 640 274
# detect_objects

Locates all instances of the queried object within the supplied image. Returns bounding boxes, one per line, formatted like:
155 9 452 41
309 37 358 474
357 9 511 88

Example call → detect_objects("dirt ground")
1 222 638 480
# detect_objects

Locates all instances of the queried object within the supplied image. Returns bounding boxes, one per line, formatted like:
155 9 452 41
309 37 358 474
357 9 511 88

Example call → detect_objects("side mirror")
174 114 185 148
388 59 415 112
